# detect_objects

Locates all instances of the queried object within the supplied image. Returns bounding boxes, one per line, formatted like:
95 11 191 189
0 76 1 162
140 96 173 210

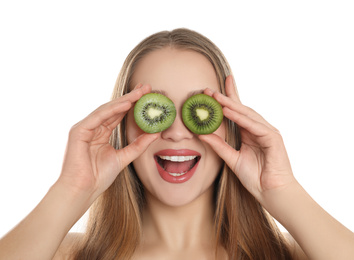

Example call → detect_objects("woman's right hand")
57 84 159 201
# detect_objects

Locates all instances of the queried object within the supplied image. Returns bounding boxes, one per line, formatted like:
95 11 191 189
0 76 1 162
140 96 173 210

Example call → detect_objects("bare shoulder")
282 232 308 260
53 232 84 260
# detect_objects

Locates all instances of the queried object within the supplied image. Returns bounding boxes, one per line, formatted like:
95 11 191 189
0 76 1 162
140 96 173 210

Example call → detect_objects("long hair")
73 28 293 259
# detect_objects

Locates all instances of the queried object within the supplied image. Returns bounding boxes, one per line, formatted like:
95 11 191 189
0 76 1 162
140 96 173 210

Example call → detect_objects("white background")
1 0 353 237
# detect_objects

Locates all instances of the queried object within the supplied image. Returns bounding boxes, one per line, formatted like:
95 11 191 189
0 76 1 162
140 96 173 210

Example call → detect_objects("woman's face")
126 48 225 207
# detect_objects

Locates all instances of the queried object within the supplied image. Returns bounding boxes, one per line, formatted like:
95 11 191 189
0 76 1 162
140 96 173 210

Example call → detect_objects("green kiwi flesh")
134 93 176 133
182 94 223 135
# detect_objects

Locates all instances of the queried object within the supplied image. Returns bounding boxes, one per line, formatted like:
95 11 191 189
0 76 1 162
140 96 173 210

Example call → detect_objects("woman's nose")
161 113 194 142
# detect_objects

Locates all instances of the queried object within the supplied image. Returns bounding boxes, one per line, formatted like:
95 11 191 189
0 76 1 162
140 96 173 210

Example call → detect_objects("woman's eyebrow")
150 89 167 95
186 89 205 98
150 89 205 98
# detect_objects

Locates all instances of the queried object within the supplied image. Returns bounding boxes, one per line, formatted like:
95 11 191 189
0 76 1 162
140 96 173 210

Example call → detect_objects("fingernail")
133 83 143 90
150 132 161 140
204 88 215 97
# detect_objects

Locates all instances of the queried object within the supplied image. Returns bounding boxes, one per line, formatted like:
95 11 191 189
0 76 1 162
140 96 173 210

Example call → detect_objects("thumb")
117 133 160 169
198 134 239 172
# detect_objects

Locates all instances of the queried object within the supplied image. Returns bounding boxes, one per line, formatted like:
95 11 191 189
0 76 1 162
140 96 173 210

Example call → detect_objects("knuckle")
69 122 80 135
273 127 281 134
68 121 86 140
271 130 284 144
244 105 256 115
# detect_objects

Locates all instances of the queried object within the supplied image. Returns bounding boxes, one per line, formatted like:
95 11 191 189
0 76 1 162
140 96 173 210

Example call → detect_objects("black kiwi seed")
134 93 176 133
182 94 223 135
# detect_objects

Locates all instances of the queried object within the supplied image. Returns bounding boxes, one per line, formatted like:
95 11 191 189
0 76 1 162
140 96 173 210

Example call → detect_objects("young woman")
0 28 353 260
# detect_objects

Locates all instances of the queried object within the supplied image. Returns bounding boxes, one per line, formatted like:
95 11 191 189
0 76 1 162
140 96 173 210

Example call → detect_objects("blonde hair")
74 28 293 259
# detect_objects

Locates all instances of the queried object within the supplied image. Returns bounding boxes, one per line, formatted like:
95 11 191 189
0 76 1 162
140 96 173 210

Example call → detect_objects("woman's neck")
141 186 216 251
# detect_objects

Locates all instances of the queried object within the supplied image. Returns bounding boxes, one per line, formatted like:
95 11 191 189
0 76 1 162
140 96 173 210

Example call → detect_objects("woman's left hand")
199 75 297 202
201 76 354 259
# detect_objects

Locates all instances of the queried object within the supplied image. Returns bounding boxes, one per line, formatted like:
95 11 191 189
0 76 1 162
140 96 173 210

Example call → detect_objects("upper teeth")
158 155 197 162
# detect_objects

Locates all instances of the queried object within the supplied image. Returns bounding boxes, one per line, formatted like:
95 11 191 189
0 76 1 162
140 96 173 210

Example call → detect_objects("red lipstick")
154 149 201 184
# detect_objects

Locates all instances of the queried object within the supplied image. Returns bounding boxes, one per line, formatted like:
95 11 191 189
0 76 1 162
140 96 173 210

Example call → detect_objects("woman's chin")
144 184 214 208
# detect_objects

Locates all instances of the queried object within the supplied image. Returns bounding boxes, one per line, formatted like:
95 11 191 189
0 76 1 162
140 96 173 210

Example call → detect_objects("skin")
0 48 353 260
126 48 226 258
127 48 225 207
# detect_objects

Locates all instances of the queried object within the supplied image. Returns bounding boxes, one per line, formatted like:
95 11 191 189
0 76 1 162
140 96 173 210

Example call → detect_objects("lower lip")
154 158 200 184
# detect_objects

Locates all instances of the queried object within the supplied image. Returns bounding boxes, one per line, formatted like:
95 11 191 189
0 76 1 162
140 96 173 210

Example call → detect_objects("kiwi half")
182 94 223 135
134 93 176 133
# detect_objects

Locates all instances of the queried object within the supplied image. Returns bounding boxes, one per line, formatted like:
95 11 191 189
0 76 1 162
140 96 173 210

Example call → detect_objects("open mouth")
154 150 201 183
155 155 200 176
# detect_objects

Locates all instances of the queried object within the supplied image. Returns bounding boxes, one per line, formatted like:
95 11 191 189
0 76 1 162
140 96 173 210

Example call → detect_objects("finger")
102 112 127 131
223 107 270 137
213 91 250 117
79 84 151 130
225 75 240 102
107 83 151 108
221 75 271 128
214 91 262 123
198 133 239 172
118 133 160 169
132 83 144 90
92 84 150 117
205 79 277 132
214 92 278 132
79 101 132 130
203 88 215 97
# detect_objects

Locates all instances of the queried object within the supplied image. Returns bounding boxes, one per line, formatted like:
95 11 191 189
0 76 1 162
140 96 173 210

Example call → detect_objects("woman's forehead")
130 48 220 93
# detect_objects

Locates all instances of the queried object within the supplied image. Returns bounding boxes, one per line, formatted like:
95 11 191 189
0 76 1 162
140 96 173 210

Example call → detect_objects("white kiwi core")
147 107 163 118
196 108 209 121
